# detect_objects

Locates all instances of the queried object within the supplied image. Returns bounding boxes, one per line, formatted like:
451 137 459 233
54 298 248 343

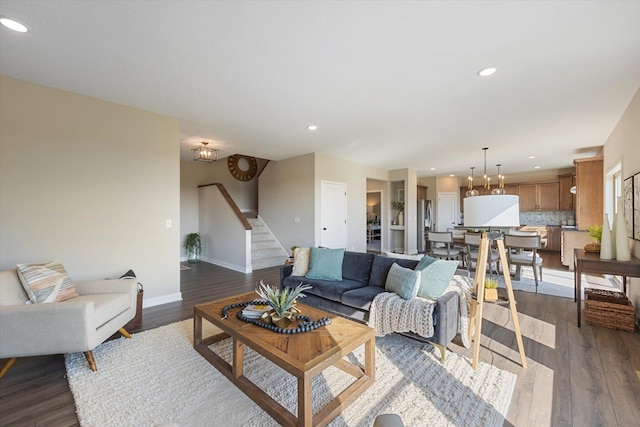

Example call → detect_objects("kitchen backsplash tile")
520 211 575 226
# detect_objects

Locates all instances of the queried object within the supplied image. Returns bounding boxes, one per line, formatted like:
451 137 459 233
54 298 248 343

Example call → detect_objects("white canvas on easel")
469 233 527 369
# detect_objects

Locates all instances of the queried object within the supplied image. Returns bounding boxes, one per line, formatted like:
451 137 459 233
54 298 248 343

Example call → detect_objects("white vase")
600 214 612 260
398 211 404 226
615 197 631 261
610 212 616 259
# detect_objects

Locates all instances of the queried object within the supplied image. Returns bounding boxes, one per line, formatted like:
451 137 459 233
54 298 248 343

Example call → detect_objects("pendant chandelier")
466 167 479 197
491 163 506 194
482 147 491 190
193 141 219 162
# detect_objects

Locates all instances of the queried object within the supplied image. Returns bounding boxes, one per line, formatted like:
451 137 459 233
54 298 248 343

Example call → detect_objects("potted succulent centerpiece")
484 277 499 302
256 280 312 328
184 232 202 263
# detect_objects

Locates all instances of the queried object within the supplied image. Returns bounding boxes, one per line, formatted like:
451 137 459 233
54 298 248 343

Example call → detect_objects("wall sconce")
193 142 219 162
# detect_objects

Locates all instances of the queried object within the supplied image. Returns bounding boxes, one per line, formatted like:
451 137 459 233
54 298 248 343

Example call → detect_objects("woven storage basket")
124 283 143 331
584 289 635 332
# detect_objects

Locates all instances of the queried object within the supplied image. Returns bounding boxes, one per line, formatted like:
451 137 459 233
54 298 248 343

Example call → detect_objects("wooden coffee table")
193 292 375 427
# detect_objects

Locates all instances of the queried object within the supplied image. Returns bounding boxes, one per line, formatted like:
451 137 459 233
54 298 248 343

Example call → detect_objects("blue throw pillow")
385 263 421 300
305 247 345 281
415 257 458 300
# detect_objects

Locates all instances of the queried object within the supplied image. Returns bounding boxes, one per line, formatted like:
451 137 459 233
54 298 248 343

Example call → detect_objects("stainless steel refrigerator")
417 199 433 252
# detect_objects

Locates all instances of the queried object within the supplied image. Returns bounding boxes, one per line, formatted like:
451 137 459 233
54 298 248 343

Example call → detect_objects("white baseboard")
142 292 183 309
201 256 252 274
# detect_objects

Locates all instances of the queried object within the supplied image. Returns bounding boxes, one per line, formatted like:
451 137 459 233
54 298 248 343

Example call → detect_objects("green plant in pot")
585 224 602 253
184 232 202 263
391 201 405 225
256 280 312 328
290 245 298 259
484 277 499 302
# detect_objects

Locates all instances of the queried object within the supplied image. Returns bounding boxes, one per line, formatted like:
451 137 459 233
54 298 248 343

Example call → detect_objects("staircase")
248 217 288 270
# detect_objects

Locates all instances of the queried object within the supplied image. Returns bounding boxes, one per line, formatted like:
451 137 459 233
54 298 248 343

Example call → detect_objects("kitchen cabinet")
546 226 561 251
561 230 594 268
519 182 559 211
574 157 603 231
417 185 428 200
558 173 575 211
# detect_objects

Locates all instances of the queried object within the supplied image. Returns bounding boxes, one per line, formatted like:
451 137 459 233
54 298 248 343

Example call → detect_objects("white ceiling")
1 1 639 178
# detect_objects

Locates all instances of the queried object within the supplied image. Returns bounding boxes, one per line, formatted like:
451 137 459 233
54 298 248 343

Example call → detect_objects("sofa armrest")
0 301 94 357
433 290 460 346
75 279 137 297
279 265 293 290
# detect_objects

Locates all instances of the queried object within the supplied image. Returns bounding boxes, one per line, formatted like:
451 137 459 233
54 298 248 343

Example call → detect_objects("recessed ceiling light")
534 166 541 169
430 167 436 171
528 155 536 159
449 174 455 177
306 125 317 131
0 16 29 33
477 67 496 77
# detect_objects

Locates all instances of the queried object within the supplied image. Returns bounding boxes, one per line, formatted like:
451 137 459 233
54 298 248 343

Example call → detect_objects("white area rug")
65 319 516 427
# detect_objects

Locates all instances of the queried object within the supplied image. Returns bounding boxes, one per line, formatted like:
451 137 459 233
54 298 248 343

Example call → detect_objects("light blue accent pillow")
385 263 421 300
305 247 345 281
415 256 458 300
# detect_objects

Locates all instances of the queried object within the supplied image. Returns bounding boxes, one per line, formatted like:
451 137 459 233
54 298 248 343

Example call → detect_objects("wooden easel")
469 232 527 369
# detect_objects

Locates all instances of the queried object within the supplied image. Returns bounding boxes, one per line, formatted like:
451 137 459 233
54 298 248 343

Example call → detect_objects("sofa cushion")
369 255 420 288
305 247 344 281
415 256 459 300
16 260 79 304
385 263 421 300
342 251 374 285
341 286 387 311
70 293 131 328
283 275 365 302
291 247 311 276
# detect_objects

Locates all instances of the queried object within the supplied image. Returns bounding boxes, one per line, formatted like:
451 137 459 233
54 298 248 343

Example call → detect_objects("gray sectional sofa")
280 251 464 354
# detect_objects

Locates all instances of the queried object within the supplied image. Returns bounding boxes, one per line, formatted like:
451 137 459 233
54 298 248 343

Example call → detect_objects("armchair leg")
118 327 131 339
0 357 18 379
84 351 97 372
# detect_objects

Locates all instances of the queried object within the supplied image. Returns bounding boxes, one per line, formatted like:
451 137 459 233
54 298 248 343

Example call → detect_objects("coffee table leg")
298 373 312 427
365 337 375 379
233 338 244 378
194 314 202 346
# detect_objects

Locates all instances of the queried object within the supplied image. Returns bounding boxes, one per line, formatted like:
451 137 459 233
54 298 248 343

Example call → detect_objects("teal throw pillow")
305 247 345 281
385 263 421 300
415 254 438 270
415 257 458 300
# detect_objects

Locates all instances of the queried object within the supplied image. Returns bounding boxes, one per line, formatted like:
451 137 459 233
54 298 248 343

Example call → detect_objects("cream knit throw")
369 275 474 348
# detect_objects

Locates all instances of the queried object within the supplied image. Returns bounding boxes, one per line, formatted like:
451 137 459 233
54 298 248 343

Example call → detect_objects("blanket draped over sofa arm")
368 275 473 348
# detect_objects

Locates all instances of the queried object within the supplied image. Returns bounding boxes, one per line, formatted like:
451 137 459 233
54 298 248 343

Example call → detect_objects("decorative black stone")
222 300 332 334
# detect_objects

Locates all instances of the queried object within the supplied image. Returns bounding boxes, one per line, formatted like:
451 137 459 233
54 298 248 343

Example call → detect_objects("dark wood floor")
1 254 639 427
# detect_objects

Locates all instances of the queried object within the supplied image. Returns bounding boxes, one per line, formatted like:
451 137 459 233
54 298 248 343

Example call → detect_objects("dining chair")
464 233 500 276
504 234 543 291
427 231 461 262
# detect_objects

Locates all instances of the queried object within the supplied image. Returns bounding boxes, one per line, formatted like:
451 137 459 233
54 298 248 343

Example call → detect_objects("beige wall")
179 159 264 260
0 76 181 307
259 154 316 253
315 153 388 253
603 87 640 321
259 153 388 254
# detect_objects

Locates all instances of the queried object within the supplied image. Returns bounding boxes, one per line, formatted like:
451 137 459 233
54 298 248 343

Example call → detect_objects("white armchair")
0 269 137 379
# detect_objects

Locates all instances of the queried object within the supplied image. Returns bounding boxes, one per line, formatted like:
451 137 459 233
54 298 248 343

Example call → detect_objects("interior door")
436 192 457 231
321 181 347 248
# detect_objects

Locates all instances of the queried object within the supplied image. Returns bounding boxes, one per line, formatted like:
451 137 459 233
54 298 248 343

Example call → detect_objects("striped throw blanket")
368 275 473 348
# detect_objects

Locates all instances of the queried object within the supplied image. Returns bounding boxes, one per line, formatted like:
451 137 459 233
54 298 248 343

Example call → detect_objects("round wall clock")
227 154 258 181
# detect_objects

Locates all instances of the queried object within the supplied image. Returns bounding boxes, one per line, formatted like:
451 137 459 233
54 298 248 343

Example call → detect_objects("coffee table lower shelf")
193 301 375 427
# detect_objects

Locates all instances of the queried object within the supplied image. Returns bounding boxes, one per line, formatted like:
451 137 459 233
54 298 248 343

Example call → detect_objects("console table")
574 248 640 327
